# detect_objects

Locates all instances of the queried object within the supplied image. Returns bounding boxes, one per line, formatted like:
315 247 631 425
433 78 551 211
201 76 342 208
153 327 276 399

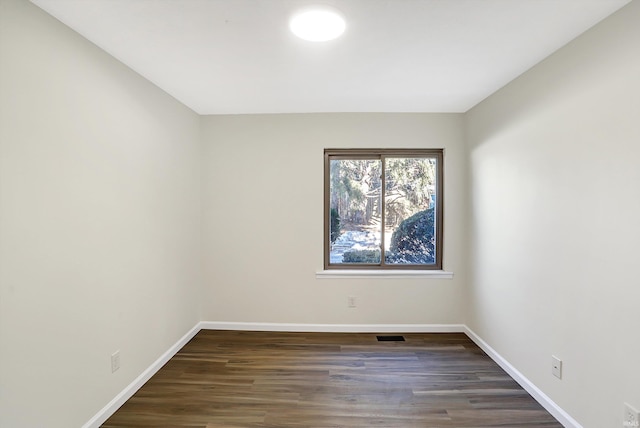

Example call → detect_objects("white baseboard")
83 322 579 428
464 326 582 428
81 323 201 428
199 321 466 333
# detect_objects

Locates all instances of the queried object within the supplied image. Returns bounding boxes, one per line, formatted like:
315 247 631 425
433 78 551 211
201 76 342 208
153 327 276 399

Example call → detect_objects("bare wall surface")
201 113 466 325
465 1 640 427
0 1 202 427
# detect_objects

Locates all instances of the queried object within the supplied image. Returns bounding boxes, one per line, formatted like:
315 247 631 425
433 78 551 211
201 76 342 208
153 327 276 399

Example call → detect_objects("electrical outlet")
551 356 562 379
111 350 121 373
624 403 639 428
347 296 356 308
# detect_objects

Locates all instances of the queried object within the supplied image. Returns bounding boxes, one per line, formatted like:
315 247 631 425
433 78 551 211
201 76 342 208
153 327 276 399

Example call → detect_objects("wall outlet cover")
551 355 562 379
111 350 121 373
624 403 639 428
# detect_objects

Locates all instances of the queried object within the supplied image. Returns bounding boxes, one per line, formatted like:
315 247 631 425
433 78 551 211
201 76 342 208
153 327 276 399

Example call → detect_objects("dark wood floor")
102 330 562 427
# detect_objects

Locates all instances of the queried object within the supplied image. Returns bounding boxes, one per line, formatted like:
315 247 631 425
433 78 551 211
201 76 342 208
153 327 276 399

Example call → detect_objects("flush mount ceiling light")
289 7 346 42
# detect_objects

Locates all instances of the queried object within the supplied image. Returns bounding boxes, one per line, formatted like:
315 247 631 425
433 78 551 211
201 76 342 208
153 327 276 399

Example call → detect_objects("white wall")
465 1 640 427
201 113 466 326
0 1 202 427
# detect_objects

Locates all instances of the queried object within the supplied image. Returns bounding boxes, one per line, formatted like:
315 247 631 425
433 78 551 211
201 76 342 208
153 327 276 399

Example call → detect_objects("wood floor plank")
101 331 562 427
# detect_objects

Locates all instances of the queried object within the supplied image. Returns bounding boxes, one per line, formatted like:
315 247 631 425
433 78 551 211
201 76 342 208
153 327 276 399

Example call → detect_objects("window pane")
384 157 437 265
329 159 382 264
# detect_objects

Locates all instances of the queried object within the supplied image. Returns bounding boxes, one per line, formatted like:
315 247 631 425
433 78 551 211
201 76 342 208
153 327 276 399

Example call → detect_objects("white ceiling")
31 0 630 115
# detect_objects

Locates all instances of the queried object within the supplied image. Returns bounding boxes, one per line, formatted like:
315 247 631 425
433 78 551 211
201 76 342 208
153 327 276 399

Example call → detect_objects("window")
324 149 443 270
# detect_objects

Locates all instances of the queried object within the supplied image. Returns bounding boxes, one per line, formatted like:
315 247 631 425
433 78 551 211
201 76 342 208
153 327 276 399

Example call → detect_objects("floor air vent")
376 335 405 342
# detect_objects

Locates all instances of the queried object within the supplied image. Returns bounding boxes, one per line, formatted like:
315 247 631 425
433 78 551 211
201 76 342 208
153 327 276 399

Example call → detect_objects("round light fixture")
289 7 346 42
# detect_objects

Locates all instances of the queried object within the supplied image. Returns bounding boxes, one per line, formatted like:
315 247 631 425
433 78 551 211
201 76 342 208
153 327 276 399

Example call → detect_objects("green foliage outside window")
330 208 341 243
389 208 435 264
325 149 443 269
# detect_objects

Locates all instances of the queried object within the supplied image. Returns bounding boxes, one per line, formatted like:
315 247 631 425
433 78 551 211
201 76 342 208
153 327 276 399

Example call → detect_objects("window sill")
315 270 454 279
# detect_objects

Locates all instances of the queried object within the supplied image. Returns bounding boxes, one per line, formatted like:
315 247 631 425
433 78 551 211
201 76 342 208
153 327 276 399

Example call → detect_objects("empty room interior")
1 0 639 427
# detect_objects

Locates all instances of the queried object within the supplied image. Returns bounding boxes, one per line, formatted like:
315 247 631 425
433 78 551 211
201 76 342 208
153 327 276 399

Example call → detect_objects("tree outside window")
324 149 443 270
